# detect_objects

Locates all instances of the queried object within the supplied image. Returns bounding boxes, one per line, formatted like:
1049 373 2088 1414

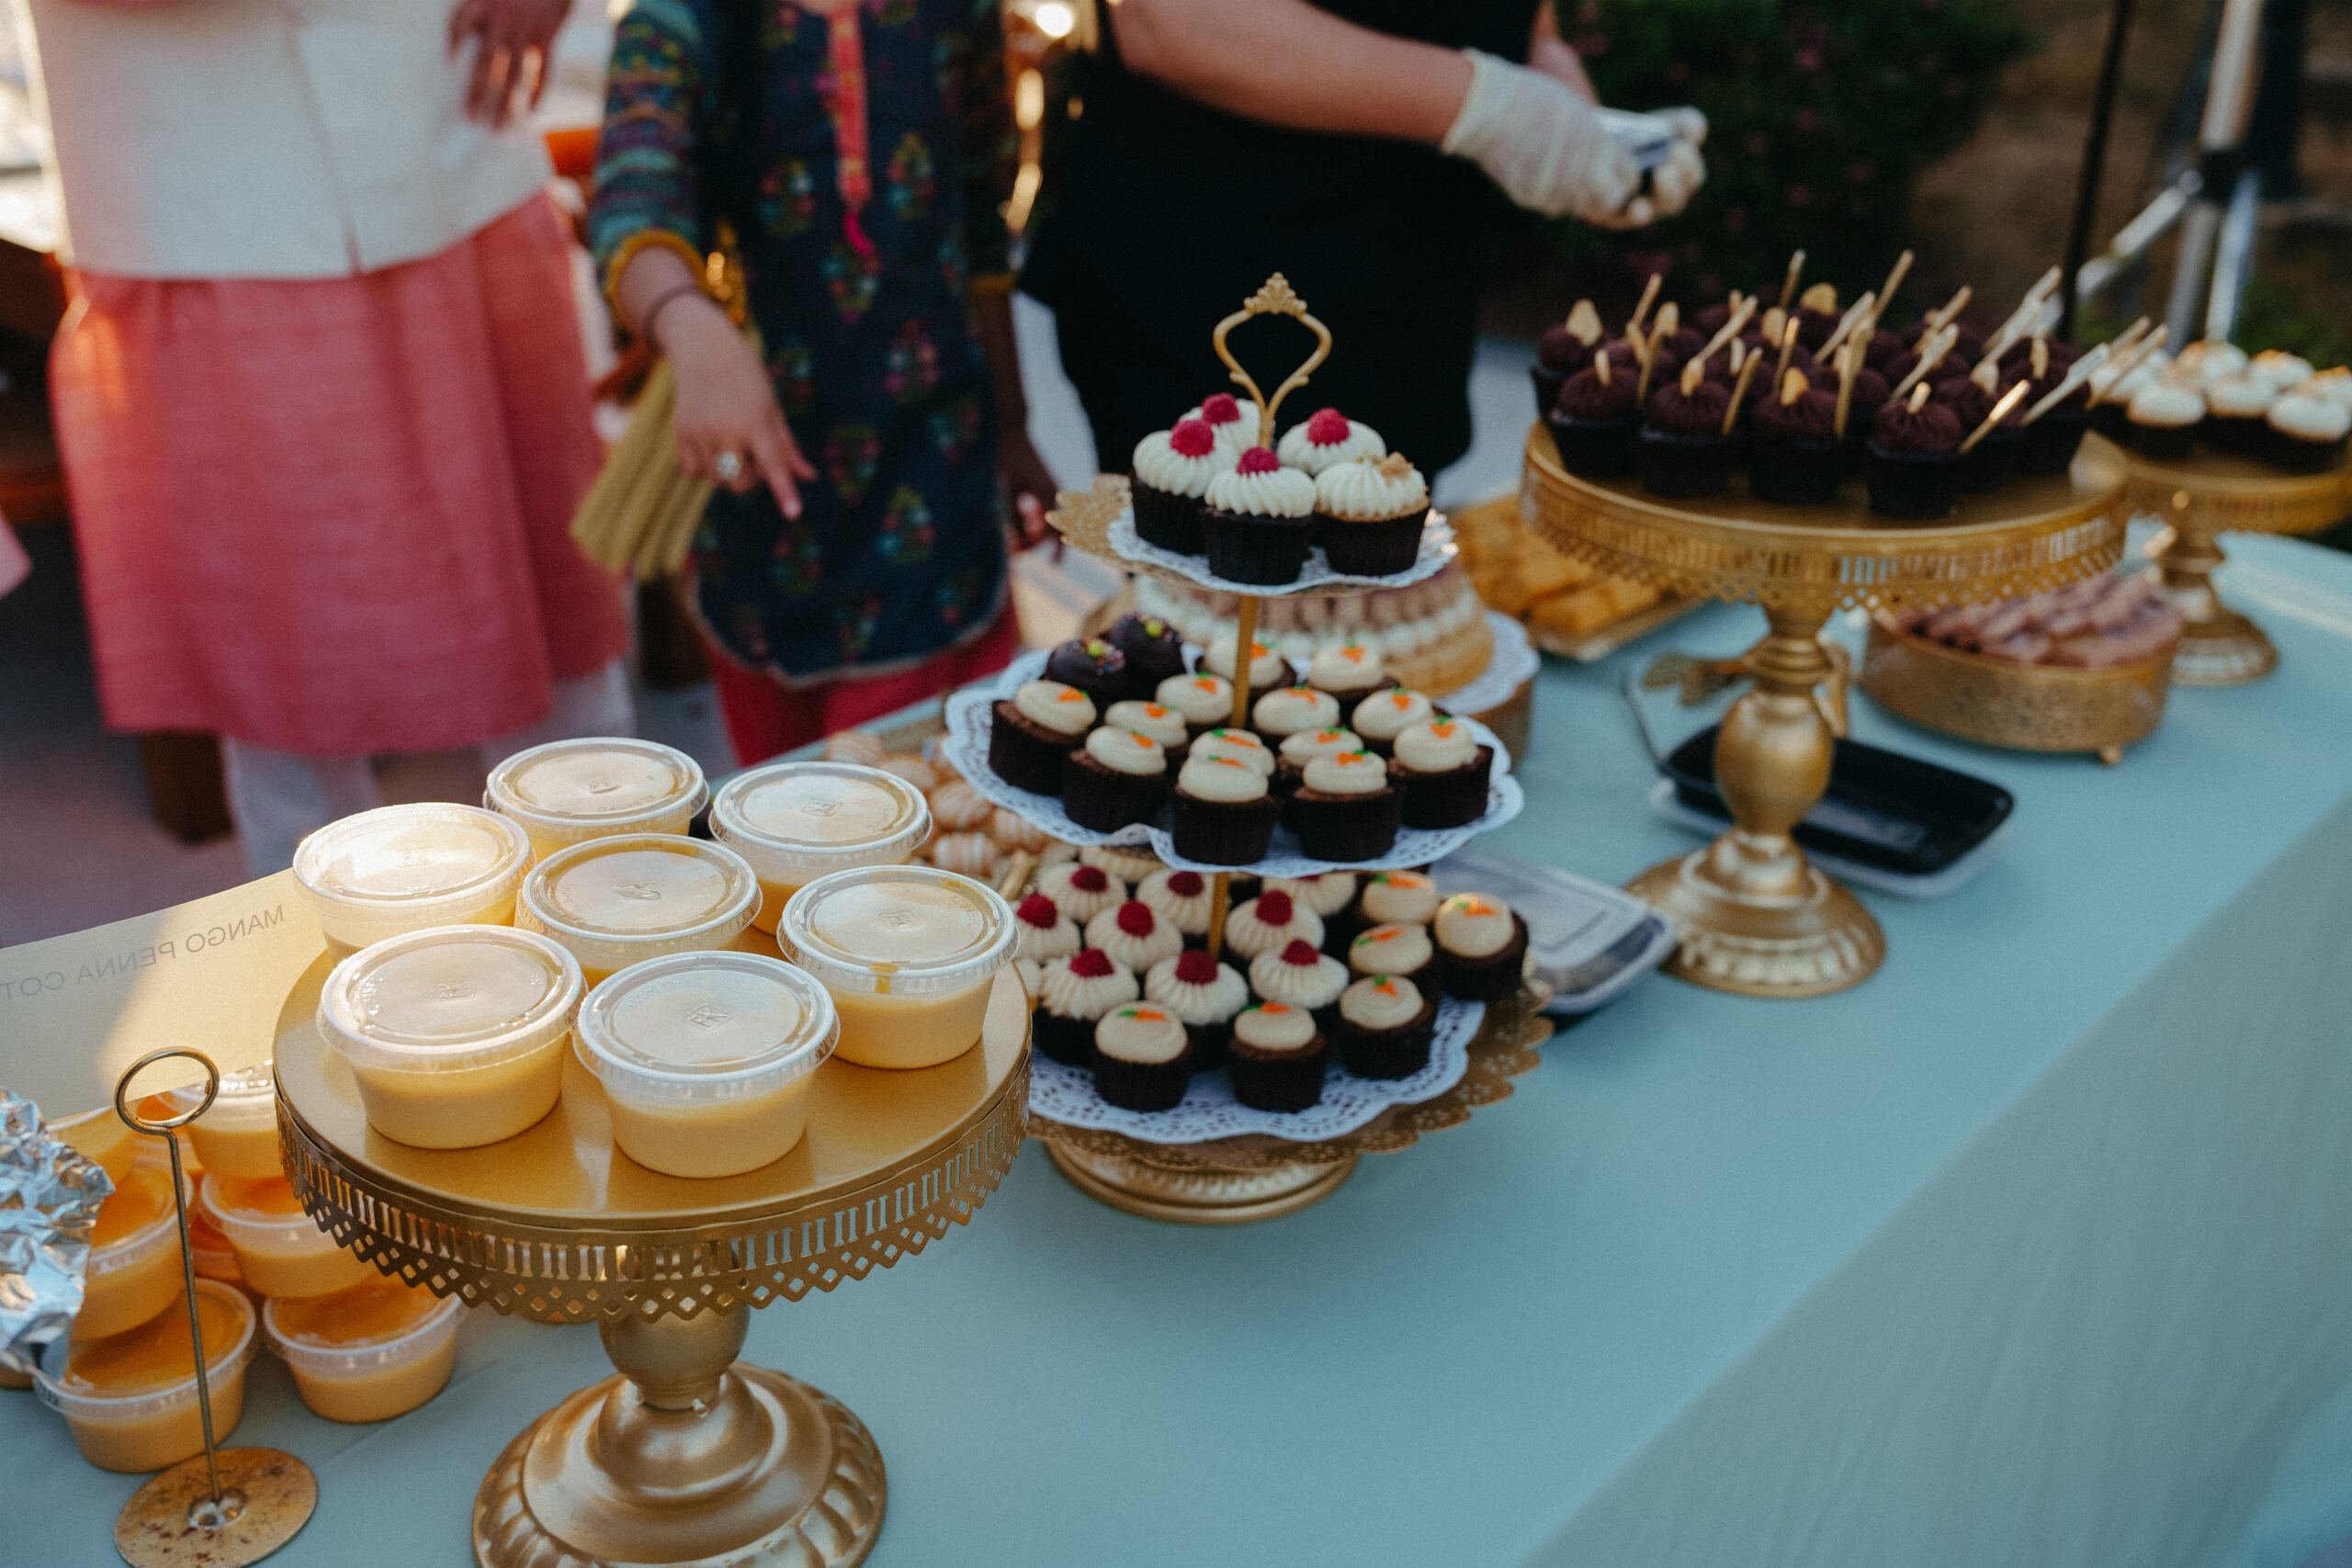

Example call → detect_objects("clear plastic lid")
292 803 532 926
39 1280 256 1418
709 762 931 885
196 1172 335 1251
263 1280 463 1375
576 951 838 1104
163 1060 277 1133
779 866 1015 998
486 738 707 846
518 836 762 974
88 1163 188 1277
316 926 583 1075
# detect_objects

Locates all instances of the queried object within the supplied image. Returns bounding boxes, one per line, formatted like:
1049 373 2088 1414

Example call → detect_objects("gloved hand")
1645 107 1709 222
1443 50 1711 229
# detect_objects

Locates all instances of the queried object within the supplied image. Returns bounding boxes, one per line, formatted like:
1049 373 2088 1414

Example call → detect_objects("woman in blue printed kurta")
591 0 1051 756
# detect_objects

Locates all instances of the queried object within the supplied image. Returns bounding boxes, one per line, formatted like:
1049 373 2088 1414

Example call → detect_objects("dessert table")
10 532 2352 1568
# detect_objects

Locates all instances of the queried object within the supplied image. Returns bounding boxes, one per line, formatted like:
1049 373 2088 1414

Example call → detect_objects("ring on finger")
714 450 745 483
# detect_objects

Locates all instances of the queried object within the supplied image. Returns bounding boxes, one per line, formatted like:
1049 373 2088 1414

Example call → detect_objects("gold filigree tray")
1859 620 2176 764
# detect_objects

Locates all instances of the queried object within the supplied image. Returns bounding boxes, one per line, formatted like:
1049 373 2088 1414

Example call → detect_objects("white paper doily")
1446 613 1543 716
939 652 1525 874
1026 997 1485 1144
1108 508 1458 595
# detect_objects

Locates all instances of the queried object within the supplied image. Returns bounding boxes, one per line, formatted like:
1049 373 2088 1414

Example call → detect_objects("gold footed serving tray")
1026 982 1554 1224
1859 620 2176 765
2121 447 2352 684
1523 425 2127 997
276 960 1031 1568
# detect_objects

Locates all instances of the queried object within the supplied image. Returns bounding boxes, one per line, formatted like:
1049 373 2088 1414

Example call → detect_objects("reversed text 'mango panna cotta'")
485 737 707 863
265 1277 464 1423
293 802 534 957
517 834 762 986
710 762 931 935
40 1280 257 1472
575 952 839 1179
74 1161 187 1341
779 866 1014 1070
316 926 584 1149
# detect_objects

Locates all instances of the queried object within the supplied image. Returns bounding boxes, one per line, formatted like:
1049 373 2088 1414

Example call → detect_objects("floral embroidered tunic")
592 0 1016 682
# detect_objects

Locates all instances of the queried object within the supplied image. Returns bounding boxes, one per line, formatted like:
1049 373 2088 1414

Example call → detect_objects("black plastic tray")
1661 725 2015 878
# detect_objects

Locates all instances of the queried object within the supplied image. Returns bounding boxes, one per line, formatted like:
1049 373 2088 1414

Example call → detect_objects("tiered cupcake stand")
1521 425 2130 998
2122 447 2352 684
276 955 1032 1568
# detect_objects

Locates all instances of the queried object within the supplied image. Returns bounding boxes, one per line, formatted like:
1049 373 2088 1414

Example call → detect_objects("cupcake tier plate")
940 649 1524 877
1027 996 1484 1145
2120 447 2352 685
1108 505 1458 596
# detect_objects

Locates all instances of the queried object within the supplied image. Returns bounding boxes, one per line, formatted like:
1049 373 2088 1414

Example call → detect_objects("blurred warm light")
1015 69 1045 131
1008 163 1044 234
1035 1 1075 39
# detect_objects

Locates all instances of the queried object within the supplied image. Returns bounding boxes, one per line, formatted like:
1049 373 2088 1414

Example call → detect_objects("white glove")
1646 107 1708 220
1442 50 1639 225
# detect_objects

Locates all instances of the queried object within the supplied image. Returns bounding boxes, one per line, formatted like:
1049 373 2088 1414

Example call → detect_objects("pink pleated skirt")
51 193 628 756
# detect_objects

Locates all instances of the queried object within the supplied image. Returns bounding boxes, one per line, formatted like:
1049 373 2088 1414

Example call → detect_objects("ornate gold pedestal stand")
274 962 1031 1568
1521 427 2128 998
2122 449 2352 684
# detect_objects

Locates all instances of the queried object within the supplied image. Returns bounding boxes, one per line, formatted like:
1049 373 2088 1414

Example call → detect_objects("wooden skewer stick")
1627 274 1663 337
1774 314 1802 389
2085 324 2169 407
1777 250 1807 311
1691 296 1758 375
1722 350 1764 436
2020 342 2111 425
1958 378 2031 454
1890 324 1960 400
1833 338 1860 440
1816 290 1879 361
1980 265 2065 367
1632 322 1661 404
2104 316 2152 361
1924 286 1973 333
1876 250 1915 320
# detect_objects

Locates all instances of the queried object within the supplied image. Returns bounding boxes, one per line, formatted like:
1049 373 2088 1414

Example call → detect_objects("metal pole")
2166 0 2268 343
2061 0 2137 342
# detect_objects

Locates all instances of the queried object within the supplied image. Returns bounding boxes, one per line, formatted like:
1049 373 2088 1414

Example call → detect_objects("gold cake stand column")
2148 517 2274 684
1627 609 1883 997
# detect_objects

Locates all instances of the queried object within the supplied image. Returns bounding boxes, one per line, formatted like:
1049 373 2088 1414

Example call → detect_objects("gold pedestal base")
1631 844 1885 998
115 1448 317 1568
2170 605 2278 685
1047 1142 1357 1224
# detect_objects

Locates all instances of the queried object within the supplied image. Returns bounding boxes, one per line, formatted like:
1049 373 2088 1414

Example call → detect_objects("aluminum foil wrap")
0 1090 115 1374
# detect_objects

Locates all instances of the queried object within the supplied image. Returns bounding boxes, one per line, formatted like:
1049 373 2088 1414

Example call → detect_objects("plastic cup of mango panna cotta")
159 1060 283 1180
293 801 535 958
264 1276 465 1424
316 925 585 1150
516 834 763 987
196 1171 375 1299
485 736 708 863
73 1159 191 1342
709 761 932 935
39 1279 258 1473
778 865 1015 1071
575 951 839 1179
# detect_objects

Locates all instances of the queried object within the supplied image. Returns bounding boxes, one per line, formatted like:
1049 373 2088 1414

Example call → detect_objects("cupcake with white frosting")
1226 1001 1327 1112
1249 938 1350 1021
1315 453 1431 578
1012 893 1080 969
1145 949 1250 1069
1432 892 1529 1001
1104 699 1192 759
1086 899 1184 976
2264 389 2351 473
2202 373 2276 457
1222 888 1324 961
1306 642 1387 703
989 679 1094 795
1061 726 1169 832
1169 752 1281 866
1182 392 1261 456
1357 869 1441 928
1391 716 1494 829
1201 448 1317 586
1287 750 1402 863
1190 728 1275 776
2124 379 2205 461
1345 920 1436 987
1131 417 1238 555
1156 671 1237 737
1197 633 1295 694
1276 407 1385 476
2250 351 2315 392
1329 973 1438 1080
1265 872 1357 920
1350 687 1440 758
1136 867 1216 945
1250 684 1341 750
1274 727 1362 808
1034 948 1139 1066
1036 860 1125 925
1091 1004 1193 1111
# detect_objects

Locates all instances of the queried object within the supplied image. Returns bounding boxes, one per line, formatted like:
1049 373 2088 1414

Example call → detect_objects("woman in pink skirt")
23 0 631 874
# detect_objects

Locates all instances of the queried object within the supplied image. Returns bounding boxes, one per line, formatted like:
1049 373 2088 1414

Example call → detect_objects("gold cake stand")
274 959 1031 1568
1521 426 2128 998
2122 447 2352 684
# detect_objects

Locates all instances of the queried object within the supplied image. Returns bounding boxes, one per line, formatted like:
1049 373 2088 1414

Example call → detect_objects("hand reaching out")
999 430 1057 552
448 0 571 129
660 298 818 519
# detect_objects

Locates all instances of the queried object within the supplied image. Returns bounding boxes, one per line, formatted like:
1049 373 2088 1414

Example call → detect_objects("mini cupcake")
1865 387 1964 521
1130 419 1235 555
1104 699 1192 759
1080 843 1165 886
1223 888 1325 961
1201 447 1317 586
1276 728 1363 807
1638 364 1736 499
1346 920 1436 987
1105 611 1190 699
1545 352 1641 479
1265 872 1359 925
1532 301 1607 413
1288 750 1403 863
989 680 1095 795
1085 898 1183 975
1948 376 2029 494
1197 633 1296 694
1157 671 1236 737
1277 406 1386 476
1357 869 1441 927
1145 949 1250 1070
1862 328 1907 373
2250 350 2315 391
1190 727 1276 777
1091 1005 1192 1111
1250 938 1350 1023
2202 372 2274 457
1747 369 1842 504
1350 687 1438 758
2017 344 2092 475
1433 893 1530 1001
1061 727 1169 832
1036 860 1125 925
1391 717 1493 829
1315 454 1430 577
1034 948 1139 1066
1792 283 1842 349
1251 684 1341 750
1227 1002 1327 1113
2125 379 2205 461
1182 391 1259 456
1137 867 1216 945
1329 975 1438 1080
2264 390 2351 474
1306 642 1387 704
1012 893 1080 969
1169 754 1281 866
1043 637 1128 707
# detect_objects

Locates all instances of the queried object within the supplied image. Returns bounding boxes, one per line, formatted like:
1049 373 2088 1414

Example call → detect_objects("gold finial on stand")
107 1049 317 1568
1211 274 1333 449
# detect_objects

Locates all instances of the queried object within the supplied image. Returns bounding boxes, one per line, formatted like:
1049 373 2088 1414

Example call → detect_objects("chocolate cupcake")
1276 728 1363 811
2201 373 2273 457
1264 872 1359 933
1792 284 1842 350
1432 893 1530 1001
989 680 1095 795
2125 380 2205 461
1034 948 1138 1066
1939 374 2027 492
1249 938 1351 1028
1222 887 1325 962
1136 867 1216 947
1061 728 1169 832
1862 328 1906 373
1156 671 1237 738
1084 898 1184 975
2264 389 2351 474
1190 727 1277 781
1316 454 1431 577
1350 687 1437 759
1276 406 1385 476
1196 633 1296 694
1106 611 1190 699
1357 869 1440 928
1012 893 1080 971
1103 699 1192 761
1747 370 1844 504
1044 637 1128 708
1144 950 1250 1070
1545 353 1640 479
1035 860 1125 925
1201 447 1317 586
1638 366 1736 499
1905 317 1985 366
1287 750 1403 863
1305 642 1387 705
1091 1005 1193 1111
1391 717 1493 829
1182 391 1259 457
1329 975 1438 1080
1251 684 1342 752
1532 300 1606 414
1345 920 1436 988
1227 1002 1327 1113
1169 754 1281 866
2018 349 2092 474
1865 388 1964 520
1130 419 1235 555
